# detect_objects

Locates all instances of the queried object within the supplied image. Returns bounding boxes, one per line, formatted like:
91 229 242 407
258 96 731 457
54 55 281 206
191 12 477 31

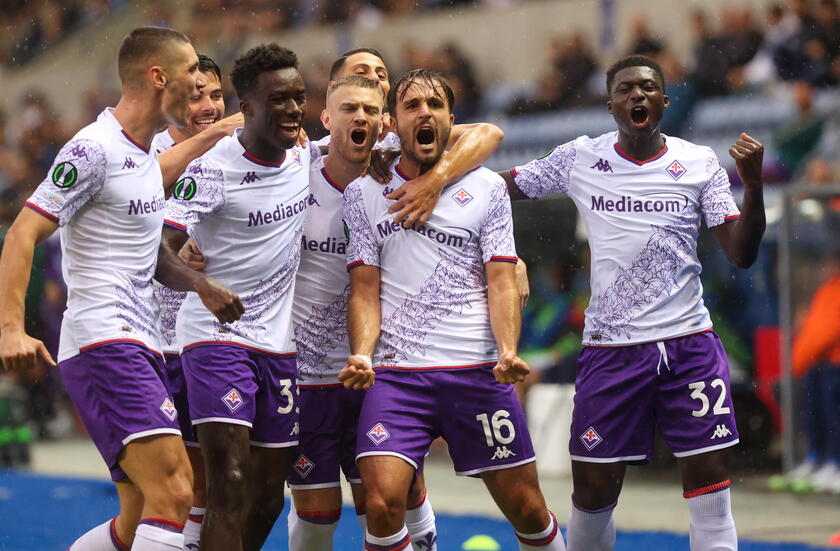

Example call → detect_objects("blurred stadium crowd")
0 0 839 486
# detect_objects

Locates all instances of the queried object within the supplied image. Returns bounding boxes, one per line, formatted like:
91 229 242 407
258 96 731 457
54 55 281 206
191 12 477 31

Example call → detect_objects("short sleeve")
700 153 741 228
511 140 577 199
480 176 517 264
343 182 380 270
25 138 107 226
164 159 226 231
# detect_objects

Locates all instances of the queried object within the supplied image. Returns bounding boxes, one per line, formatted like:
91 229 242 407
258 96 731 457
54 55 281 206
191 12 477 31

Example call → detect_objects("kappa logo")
290 422 299 436
367 423 390 445
51 162 78 188
580 426 603 450
452 188 474 207
222 388 244 413
159 398 177 421
68 144 89 160
591 159 613 173
122 157 138 170
240 171 261 185
491 446 517 460
666 160 687 180
293 454 314 478
382 186 394 197
711 424 732 440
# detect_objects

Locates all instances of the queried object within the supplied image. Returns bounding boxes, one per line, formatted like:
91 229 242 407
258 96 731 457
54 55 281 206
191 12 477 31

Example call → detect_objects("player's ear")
320 108 331 132
449 113 455 125
240 98 252 118
149 66 167 90
607 99 613 115
663 94 670 108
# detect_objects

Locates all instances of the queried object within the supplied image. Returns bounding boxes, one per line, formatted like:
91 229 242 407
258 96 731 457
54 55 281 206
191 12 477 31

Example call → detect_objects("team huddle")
0 25 766 551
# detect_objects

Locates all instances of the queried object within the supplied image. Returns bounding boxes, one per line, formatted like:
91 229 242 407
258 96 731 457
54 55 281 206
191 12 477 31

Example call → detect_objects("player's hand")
194 276 245 324
178 238 206 271
339 354 376 390
366 148 399 185
386 170 444 228
729 133 764 191
297 126 309 148
493 352 530 384
380 113 394 139
0 331 55 371
214 112 244 136
515 258 530 310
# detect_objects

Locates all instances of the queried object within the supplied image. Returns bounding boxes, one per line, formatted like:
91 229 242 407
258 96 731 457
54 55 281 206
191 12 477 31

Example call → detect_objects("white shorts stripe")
356 451 419 470
672 439 739 458
122 428 182 446
456 456 536 477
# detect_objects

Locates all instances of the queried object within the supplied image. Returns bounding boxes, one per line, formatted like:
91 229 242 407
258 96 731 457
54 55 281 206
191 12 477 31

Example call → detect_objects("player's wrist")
351 353 372 369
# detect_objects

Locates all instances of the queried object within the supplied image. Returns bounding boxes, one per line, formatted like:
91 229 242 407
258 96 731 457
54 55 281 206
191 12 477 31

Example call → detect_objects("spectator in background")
688 9 732 97
744 4 796 87
438 42 482 120
786 247 840 494
773 81 825 178
627 16 664 57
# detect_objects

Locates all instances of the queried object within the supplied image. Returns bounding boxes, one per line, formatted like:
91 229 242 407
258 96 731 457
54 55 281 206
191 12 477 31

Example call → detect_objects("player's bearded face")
326 86 383 165
245 68 306 150
393 80 453 170
161 43 201 128
181 71 225 138
607 66 669 137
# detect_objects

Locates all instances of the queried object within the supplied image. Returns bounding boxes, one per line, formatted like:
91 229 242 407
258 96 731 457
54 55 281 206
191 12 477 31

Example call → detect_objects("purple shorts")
162 354 197 446
287 385 364 489
356 368 535 476
570 330 739 463
181 343 298 448
59 342 181 481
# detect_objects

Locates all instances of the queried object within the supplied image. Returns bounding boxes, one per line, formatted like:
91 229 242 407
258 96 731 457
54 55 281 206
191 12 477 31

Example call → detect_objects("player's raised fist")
728 132 764 190
193 276 245 324
493 352 530 384
339 354 376 390
0 331 55 371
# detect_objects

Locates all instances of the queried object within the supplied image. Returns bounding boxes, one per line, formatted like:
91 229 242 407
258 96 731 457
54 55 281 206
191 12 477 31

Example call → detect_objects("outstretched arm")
712 133 766 268
158 113 244 193
0 210 59 370
486 261 530 384
156 226 244 323
341 265 381 390
387 123 505 227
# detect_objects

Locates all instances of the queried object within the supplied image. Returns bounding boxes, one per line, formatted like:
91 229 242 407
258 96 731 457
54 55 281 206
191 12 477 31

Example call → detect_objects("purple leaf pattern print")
513 141 576 198
591 207 697 341
380 243 483 362
699 154 740 227
294 284 350 377
116 263 159 337
155 284 187 348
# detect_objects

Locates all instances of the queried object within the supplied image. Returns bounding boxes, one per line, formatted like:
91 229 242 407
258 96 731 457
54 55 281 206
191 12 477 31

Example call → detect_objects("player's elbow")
480 123 505 146
727 250 758 269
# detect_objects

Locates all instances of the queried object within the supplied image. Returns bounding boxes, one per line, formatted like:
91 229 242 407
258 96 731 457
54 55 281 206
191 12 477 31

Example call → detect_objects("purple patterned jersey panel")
164 159 226 229
343 183 381 268
699 154 740 228
512 141 576 199
27 139 107 225
479 178 517 263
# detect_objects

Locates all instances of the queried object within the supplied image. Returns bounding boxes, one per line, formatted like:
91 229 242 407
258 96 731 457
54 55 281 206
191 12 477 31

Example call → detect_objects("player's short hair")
388 69 455 116
117 26 191 88
327 75 384 102
606 55 666 94
230 43 299 99
198 53 222 82
329 47 387 80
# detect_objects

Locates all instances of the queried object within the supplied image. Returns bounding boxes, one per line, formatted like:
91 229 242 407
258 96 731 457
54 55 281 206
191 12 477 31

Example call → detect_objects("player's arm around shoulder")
387 122 505 228
711 133 766 269
158 112 244 194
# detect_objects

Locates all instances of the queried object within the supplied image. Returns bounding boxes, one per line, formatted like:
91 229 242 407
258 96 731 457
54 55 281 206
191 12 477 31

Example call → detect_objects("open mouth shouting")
350 127 368 146
630 105 650 128
415 125 436 151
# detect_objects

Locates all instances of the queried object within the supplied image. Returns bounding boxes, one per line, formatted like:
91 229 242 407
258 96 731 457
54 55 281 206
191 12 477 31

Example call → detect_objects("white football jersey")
26 108 165 362
292 156 352 386
150 129 188 354
513 131 741 347
151 129 176 155
164 130 311 354
344 161 517 370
